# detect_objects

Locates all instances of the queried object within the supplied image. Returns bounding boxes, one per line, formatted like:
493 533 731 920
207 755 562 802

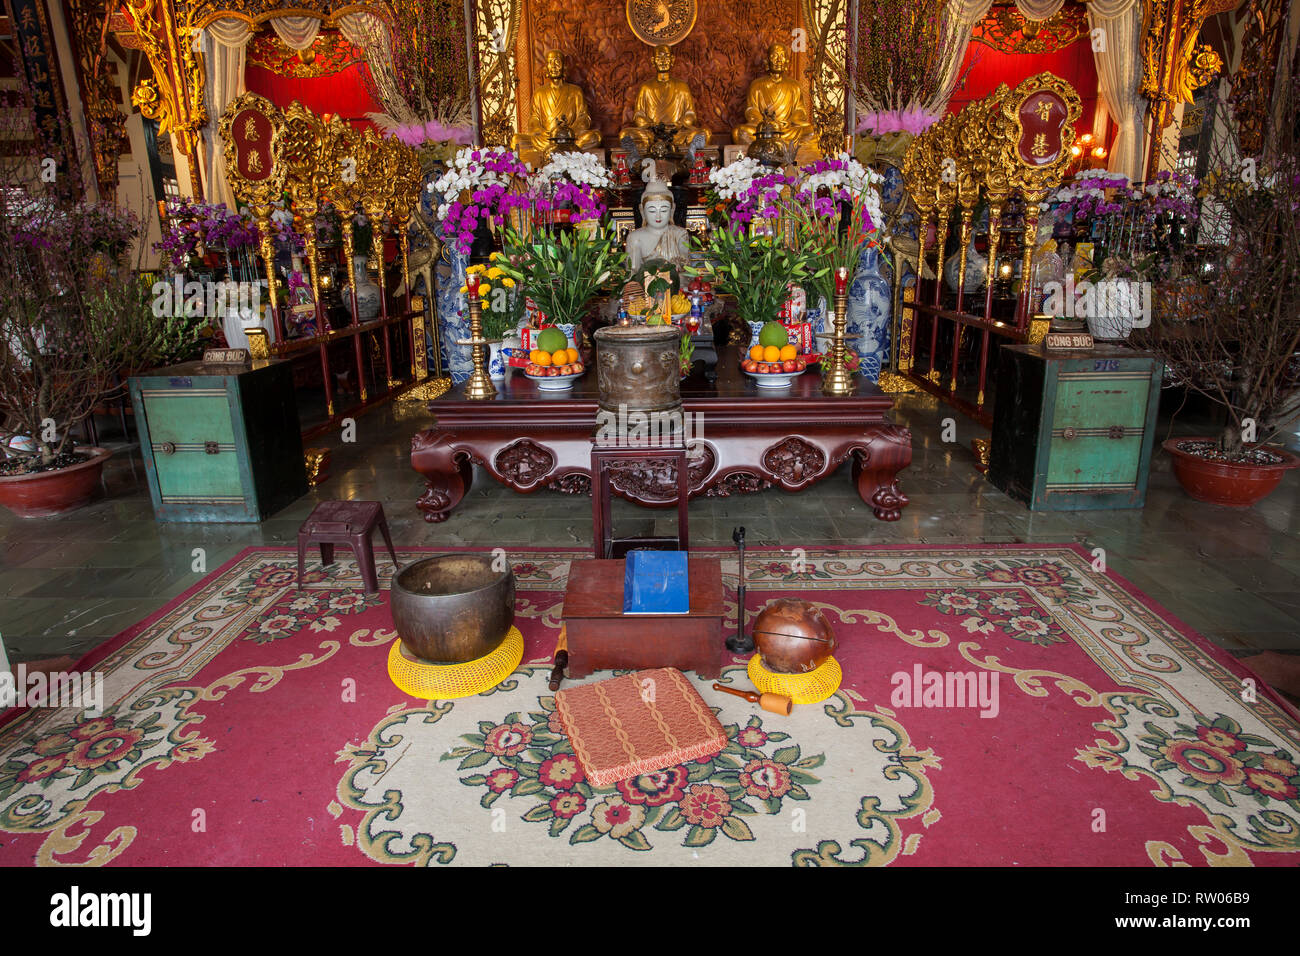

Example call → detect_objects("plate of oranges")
524 346 585 389
740 343 808 387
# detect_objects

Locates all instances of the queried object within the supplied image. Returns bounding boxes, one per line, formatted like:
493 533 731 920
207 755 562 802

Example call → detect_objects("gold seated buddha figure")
512 50 601 167
619 45 712 157
731 42 817 161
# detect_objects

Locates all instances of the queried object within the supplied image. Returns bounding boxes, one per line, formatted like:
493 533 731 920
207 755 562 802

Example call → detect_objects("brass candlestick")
458 276 497 400
822 268 853 396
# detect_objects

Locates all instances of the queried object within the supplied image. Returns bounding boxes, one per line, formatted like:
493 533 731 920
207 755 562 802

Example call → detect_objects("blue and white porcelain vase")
436 245 473 384
845 244 892 383
488 341 507 380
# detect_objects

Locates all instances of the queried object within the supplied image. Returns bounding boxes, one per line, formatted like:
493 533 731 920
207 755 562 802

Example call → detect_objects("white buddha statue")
625 180 690 271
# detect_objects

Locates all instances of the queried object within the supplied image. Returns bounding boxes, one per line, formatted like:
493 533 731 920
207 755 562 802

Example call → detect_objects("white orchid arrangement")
706 156 769 201
530 150 613 189
797 153 884 233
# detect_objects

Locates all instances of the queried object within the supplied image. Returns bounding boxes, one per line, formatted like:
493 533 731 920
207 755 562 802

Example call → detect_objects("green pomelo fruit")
758 321 788 348
537 328 568 353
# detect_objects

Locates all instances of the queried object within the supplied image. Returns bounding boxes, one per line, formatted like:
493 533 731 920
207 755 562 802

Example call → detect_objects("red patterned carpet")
1 545 1297 866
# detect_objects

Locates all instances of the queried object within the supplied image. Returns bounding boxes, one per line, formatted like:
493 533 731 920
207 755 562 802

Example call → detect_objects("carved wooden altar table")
410 347 911 522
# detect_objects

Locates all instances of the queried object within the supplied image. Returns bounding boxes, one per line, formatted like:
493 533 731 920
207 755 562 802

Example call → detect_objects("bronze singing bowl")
752 599 837 674
390 555 516 664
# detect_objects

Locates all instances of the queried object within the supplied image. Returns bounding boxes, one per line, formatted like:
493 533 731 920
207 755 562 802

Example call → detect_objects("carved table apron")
411 347 911 522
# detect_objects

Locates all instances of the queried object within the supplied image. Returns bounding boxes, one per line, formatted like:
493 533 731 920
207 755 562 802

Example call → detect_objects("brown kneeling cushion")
554 667 727 789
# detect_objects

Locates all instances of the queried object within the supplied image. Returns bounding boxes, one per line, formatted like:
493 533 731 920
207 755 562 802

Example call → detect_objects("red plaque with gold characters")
219 92 286 206
1015 90 1069 166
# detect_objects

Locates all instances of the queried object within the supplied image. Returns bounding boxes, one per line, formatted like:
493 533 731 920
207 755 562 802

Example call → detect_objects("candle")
467 271 480 295
834 267 848 296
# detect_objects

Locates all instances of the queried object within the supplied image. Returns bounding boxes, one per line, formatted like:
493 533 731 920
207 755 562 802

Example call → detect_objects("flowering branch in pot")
1128 76 1300 503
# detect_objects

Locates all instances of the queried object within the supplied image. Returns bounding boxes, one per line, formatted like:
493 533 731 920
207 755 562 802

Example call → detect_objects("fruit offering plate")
524 369 584 390
742 366 806 389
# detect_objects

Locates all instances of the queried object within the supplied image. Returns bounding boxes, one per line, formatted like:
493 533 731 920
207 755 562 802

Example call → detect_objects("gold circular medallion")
626 0 697 46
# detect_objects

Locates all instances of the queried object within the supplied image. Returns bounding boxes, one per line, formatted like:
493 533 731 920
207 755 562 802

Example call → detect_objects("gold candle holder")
458 274 497 400
822 267 854 396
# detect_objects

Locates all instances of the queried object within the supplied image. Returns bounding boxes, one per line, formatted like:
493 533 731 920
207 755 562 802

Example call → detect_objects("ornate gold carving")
397 377 454 403
1027 316 1051 344
626 0 697 46
125 0 206 172
970 437 990 466
64 0 127 200
971 4 1087 55
246 29 363 78
244 326 271 359
303 447 331 485
800 0 846 151
876 371 918 393
1141 0 1238 135
1231 0 1286 156
476 0 522 147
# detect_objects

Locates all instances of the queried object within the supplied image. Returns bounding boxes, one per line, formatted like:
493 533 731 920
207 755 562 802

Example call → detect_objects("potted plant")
702 224 817 332
1 148 201 516
1136 76 1300 506
495 220 624 330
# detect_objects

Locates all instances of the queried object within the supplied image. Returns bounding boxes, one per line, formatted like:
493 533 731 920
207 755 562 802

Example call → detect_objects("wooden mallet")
712 682 793 716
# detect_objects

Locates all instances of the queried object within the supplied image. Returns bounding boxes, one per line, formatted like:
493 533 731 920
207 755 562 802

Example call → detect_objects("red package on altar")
521 322 555 351
782 320 813 354
785 283 807 319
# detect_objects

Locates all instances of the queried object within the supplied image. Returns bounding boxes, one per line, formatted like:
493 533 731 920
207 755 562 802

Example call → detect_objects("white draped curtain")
919 0 1147 181
270 16 321 50
1087 0 1147 182
200 17 253 210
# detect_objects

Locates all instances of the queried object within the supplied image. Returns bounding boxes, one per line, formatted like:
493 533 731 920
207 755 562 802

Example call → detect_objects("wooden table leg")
411 428 473 523
852 424 913 521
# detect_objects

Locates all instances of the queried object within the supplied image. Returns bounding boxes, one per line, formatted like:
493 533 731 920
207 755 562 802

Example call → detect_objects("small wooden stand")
562 557 723 679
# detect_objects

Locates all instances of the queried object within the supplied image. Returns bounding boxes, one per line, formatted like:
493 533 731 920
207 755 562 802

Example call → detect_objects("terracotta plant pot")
1162 438 1300 507
0 447 112 517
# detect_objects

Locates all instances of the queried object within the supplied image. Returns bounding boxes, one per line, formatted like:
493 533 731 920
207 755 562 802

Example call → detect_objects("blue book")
623 551 690 615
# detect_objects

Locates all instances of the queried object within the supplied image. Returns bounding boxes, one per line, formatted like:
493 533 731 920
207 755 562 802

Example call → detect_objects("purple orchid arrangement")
155 199 259 269
432 147 531 254
1139 170 1200 221
1049 170 1130 221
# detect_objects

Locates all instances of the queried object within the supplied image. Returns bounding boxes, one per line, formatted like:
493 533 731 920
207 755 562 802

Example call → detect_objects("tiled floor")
2 390 1298 665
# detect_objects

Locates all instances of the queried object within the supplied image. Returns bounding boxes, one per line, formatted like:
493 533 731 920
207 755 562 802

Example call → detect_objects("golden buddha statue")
513 50 602 166
620 45 712 156
732 43 816 158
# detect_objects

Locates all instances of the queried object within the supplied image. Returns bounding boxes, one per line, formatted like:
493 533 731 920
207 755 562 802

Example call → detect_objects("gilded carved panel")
519 0 804 142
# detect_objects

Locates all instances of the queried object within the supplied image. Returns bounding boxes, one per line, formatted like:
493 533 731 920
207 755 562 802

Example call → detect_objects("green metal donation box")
129 358 307 522
989 344 1163 510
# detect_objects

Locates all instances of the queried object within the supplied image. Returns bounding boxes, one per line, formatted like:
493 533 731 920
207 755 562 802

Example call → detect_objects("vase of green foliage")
702 225 818 329
495 223 624 328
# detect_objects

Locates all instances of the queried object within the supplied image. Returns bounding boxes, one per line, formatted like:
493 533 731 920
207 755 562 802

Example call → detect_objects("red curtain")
244 60 381 127
947 39 1100 137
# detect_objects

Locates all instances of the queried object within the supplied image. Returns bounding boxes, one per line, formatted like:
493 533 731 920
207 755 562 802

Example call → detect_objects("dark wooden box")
563 558 723 679
129 359 307 522
989 344 1163 510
